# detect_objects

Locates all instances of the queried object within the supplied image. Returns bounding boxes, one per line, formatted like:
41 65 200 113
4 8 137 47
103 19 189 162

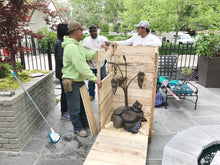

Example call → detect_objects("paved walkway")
147 82 220 165
0 81 220 165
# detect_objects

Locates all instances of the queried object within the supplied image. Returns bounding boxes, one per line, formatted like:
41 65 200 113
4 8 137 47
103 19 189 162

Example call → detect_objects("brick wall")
0 71 56 151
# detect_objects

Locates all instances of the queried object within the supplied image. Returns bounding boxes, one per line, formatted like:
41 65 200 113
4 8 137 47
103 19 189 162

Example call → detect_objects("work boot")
75 129 88 137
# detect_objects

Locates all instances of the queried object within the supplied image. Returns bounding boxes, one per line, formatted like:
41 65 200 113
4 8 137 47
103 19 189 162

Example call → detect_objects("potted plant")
196 31 220 87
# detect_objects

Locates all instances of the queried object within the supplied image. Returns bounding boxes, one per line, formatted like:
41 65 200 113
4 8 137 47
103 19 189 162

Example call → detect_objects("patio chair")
156 54 179 92
157 54 199 110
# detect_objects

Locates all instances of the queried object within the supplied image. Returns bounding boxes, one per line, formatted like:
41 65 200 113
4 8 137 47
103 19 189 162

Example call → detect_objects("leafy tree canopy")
121 0 220 33
0 0 60 76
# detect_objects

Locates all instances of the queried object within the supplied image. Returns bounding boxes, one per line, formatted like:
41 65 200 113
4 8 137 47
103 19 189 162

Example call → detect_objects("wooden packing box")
83 46 159 165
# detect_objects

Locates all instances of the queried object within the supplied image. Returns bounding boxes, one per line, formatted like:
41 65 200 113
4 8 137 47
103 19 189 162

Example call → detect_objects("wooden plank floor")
84 122 149 165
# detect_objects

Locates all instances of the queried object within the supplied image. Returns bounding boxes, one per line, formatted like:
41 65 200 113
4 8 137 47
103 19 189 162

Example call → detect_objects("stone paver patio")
0 81 220 165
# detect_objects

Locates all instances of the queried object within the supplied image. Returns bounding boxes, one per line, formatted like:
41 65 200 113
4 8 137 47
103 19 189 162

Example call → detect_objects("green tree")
100 23 109 33
187 0 220 30
121 0 220 36
114 23 121 32
55 0 124 26
102 0 125 26
55 0 103 26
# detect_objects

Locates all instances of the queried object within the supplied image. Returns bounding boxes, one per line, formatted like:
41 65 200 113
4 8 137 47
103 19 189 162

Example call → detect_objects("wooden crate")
84 46 158 165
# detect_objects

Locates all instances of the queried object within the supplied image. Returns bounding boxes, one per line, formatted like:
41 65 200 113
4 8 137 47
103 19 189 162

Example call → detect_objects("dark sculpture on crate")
109 55 147 134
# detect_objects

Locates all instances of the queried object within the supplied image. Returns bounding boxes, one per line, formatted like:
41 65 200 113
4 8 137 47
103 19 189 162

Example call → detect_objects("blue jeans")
88 64 106 97
59 78 68 114
66 82 88 132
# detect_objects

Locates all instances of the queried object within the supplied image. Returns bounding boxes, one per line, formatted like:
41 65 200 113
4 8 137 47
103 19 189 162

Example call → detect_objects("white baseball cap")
134 21 150 30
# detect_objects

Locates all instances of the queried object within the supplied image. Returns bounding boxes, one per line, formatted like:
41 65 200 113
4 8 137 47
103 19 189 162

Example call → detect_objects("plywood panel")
99 91 113 129
98 73 114 130
80 85 98 136
85 149 146 165
115 46 156 56
99 73 113 103
84 127 149 165
84 159 117 165
97 47 114 62
114 53 155 64
114 87 152 98
112 63 155 73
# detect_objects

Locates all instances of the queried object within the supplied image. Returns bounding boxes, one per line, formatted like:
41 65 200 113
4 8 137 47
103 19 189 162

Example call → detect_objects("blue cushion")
169 84 193 95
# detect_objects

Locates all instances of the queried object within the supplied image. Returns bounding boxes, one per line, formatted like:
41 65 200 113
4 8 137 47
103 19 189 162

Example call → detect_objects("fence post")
31 35 36 56
47 39 52 70
19 41 26 70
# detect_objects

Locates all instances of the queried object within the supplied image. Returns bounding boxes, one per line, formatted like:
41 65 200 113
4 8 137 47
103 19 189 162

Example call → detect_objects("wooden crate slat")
85 150 146 165
114 64 155 73
97 47 114 62
80 85 98 136
115 46 157 55
114 87 152 98
99 93 113 129
99 73 113 103
98 73 113 130
94 137 147 152
98 128 149 142
112 95 153 107
84 159 117 165
113 53 154 64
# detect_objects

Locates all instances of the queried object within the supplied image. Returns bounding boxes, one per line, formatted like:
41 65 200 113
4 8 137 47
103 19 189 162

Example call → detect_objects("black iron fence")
0 36 198 80
0 35 53 71
159 42 198 69
159 42 198 80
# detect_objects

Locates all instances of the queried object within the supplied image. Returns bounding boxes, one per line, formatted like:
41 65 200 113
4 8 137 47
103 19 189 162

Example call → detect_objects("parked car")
163 32 195 45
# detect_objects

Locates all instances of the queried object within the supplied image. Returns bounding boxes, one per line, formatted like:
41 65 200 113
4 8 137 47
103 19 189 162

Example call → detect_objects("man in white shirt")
82 25 109 101
115 20 162 47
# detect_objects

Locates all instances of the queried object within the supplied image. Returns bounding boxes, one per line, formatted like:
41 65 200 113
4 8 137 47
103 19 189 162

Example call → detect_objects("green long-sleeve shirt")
62 36 97 82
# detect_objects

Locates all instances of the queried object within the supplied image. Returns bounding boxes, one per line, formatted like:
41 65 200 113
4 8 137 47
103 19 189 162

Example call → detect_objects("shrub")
0 57 11 78
97 34 132 41
113 23 121 32
196 31 220 58
0 57 24 78
37 27 57 53
101 23 109 33
16 61 23 69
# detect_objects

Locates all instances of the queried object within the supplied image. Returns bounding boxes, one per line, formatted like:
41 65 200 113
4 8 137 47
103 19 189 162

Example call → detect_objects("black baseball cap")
89 25 97 31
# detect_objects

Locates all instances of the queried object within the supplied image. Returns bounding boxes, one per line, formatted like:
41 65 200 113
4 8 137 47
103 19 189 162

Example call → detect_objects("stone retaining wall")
0 71 56 151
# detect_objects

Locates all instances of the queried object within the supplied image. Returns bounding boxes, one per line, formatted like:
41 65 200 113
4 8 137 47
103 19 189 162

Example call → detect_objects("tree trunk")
175 0 184 44
9 44 18 77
